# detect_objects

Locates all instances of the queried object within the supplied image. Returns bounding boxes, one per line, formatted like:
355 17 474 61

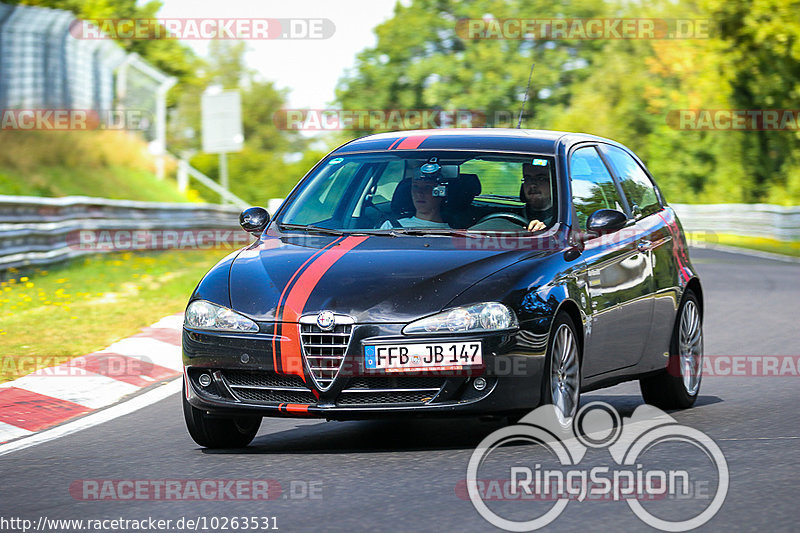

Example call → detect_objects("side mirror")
239 207 270 236
586 209 627 233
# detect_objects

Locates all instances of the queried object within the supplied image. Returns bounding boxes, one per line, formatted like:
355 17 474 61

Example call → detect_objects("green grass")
0 248 232 382
0 165 191 203
0 130 199 203
687 232 800 258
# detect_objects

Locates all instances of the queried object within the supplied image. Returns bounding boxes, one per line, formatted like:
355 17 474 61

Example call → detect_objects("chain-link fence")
0 1 171 143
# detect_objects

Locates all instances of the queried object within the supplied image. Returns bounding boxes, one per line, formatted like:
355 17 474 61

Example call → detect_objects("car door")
598 144 676 364
569 145 654 377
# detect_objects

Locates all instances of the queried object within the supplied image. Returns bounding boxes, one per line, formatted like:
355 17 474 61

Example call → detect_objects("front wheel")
640 290 703 409
542 312 582 425
182 386 261 448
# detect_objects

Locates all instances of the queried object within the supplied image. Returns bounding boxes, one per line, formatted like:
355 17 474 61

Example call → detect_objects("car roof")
331 128 623 155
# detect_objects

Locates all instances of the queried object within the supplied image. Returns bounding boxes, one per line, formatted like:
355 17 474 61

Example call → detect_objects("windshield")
278 151 557 233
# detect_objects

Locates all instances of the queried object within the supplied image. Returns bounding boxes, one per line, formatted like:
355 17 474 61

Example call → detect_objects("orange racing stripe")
271 237 344 375
395 134 428 150
276 235 369 377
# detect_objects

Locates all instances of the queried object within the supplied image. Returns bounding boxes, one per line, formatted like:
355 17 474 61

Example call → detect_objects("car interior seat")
382 178 414 227
443 173 481 228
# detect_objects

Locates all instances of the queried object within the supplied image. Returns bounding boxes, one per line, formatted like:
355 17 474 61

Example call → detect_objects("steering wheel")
474 212 530 227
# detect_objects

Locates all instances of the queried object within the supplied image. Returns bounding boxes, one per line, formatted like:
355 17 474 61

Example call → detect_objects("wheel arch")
553 298 584 362
685 277 703 319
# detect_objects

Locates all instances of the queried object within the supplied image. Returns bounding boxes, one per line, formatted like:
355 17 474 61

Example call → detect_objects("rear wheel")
542 312 581 425
182 386 261 448
640 290 703 409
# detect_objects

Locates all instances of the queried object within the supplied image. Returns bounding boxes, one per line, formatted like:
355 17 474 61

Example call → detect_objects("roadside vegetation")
336 0 800 206
689 233 800 258
0 248 230 382
0 130 200 202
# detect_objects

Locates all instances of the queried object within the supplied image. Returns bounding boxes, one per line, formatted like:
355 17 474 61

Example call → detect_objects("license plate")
364 341 482 371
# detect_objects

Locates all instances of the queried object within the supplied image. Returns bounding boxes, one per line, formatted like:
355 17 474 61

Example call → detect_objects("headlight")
184 300 259 332
403 302 518 334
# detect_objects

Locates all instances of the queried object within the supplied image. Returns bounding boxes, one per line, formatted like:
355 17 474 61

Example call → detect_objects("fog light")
473 377 487 391
198 373 212 387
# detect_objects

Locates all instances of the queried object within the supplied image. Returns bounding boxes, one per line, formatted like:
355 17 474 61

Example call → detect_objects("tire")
541 312 582 425
182 385 261 448
640 290 703 409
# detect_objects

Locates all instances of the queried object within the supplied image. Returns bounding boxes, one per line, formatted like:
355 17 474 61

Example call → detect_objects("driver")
380 162 450 229
521 162 554 232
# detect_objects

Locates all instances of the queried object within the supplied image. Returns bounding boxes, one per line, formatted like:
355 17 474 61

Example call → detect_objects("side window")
569 147 626 230
600 145 661 217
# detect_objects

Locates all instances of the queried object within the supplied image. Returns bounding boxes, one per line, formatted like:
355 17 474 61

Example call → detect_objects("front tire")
640 290 703 409
542 312 582 425
182 386 261 448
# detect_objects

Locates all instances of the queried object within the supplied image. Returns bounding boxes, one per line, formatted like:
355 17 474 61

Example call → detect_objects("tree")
336 0 610 138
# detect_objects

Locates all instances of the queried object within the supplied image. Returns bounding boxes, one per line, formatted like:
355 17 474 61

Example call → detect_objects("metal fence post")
177 158 189 192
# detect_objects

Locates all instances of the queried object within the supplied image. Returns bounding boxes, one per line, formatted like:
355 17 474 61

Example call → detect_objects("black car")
182 129 703 448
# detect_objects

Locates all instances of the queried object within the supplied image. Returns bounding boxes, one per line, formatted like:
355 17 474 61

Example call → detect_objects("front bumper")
182 322 547 419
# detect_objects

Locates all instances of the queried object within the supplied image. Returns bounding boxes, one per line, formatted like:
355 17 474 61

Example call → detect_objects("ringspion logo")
466 402 728 531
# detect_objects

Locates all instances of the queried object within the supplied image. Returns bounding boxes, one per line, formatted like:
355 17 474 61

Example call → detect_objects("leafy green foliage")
170 41 323 205
8 1 311 205
335 0 800 205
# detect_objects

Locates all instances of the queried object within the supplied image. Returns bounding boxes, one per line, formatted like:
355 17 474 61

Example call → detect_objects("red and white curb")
0 314 184 444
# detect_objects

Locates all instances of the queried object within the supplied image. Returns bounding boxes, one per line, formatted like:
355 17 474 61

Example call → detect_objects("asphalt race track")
1 247 798 532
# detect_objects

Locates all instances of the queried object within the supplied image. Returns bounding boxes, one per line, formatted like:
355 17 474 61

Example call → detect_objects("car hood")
228 232 545 323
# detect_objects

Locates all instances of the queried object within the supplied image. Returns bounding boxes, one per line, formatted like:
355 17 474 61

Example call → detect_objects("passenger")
380 163 450 229
521 162 554 232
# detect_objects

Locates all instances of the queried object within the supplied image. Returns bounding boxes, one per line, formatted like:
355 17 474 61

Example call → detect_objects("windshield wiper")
278 223 345 236
385 228 480 238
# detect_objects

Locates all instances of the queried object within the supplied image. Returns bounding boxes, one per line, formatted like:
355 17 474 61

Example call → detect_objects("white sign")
201 90 244 153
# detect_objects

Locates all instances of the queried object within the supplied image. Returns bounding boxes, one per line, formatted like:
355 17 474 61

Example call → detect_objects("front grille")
337 376 446 406
220 369 314 405
337 391 437 405
345 376 446 390
301 322 351 390
223 370 306 389
235 388 317 404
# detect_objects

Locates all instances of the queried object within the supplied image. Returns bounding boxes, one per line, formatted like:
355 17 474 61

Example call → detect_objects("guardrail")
672 203 800 241
0 195 244 273
2 195 796 274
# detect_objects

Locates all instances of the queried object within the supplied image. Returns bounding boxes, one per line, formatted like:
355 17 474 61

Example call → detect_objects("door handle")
637 240 652 252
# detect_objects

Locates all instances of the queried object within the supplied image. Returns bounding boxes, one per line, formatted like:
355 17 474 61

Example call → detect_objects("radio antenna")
517 62 535 128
